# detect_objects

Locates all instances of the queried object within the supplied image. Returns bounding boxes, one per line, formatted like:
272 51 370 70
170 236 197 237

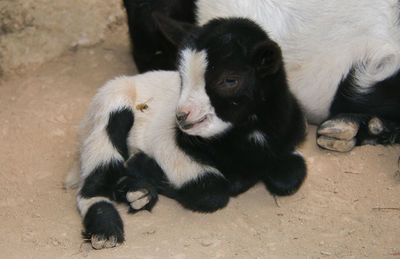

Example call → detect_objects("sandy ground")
0 26 399 259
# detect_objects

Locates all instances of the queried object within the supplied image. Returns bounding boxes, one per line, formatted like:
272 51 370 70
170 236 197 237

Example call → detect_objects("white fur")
196 0 400 123
178 48 232 137
72 71 222 192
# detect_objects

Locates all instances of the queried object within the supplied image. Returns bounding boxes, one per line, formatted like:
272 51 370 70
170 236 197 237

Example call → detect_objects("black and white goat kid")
67 19 306 249
124 0 400 152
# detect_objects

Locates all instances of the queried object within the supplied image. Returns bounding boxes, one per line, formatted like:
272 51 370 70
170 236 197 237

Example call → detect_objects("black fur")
262 153 307 196
107 108 134 160
174 173 230 212
123 0 196 72
80 162 126 199
82 201 124 243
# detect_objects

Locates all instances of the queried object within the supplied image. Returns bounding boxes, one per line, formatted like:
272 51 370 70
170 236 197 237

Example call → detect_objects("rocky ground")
0 21 399 259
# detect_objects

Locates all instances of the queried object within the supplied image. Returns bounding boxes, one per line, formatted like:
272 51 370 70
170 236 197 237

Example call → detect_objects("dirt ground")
0 25 399 259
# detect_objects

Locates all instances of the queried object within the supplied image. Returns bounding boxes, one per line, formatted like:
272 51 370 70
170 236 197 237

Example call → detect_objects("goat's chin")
179 115 232 139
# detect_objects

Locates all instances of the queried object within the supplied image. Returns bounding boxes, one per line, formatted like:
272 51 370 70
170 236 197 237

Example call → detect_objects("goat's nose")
176 111 189 123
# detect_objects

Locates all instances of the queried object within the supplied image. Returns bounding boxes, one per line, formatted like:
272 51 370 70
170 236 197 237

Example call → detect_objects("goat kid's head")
154 14 283 138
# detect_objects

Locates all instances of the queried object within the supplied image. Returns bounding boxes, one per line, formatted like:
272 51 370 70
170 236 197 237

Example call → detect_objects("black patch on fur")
262 153 307 196
331 69 400 122
123 0 196 72
80 162 126 199
82 201 124 243
107 108 134 160
174 173 230 212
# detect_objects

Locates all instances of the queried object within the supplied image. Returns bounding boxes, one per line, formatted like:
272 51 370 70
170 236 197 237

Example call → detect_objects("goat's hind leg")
319 69 400 152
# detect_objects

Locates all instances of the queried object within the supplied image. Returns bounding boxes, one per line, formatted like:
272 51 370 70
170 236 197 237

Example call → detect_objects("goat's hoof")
317 136 356 152
91 234 119 250
368 117 384 135
126 188 158 213
127 189 151 210
317 119 359 140
317 119 359 152
318 114 399 151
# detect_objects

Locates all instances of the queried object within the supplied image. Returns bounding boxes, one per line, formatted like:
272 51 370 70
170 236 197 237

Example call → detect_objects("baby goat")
125 0 400 152
68 18 306 249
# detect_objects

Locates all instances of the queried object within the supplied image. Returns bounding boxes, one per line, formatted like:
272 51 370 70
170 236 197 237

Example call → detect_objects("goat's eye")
218 76 240 88
224 77 239 87
215 74 242 96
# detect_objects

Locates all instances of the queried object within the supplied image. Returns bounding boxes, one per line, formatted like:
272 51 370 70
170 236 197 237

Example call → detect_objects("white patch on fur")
77 196 113 217
354 47 400 90
178 48 232 137
196 0 400 123
248 130 267 146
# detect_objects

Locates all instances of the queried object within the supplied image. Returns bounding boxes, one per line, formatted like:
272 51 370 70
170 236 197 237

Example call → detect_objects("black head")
155 15 284 138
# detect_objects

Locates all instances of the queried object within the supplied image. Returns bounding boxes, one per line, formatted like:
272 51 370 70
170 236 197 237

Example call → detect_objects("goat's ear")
152 11 196 46
252 40 282 77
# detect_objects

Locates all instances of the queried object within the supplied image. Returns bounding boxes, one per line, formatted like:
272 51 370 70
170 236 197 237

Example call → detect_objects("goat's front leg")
261 151 307 196
171 173 231 213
